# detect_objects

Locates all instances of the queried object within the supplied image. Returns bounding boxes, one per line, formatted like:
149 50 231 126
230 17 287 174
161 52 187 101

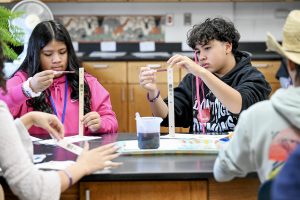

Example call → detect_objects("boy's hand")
167 54 202 77
139 67 158 92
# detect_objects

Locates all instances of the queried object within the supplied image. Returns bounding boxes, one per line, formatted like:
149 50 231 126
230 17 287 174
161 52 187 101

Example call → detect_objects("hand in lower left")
22 112 64 140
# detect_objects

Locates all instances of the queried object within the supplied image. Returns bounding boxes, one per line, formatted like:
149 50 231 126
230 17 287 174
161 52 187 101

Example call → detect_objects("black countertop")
33 133 256 181
78 52 281 62
76 42 281 62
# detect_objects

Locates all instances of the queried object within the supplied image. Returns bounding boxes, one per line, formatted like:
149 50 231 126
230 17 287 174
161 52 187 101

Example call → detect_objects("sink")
131 52 171 58
76 52 85 57
89 51 127 58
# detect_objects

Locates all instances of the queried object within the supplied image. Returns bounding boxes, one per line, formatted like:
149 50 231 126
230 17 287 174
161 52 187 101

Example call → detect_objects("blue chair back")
258 179 273 200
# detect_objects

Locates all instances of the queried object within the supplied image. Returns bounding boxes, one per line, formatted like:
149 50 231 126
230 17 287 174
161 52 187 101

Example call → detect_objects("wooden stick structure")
79 68 84 137
53 70 75 75
167 66 175 137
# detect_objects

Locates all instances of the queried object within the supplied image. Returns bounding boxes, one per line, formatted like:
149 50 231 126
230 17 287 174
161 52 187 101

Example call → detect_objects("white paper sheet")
117 137 221 155
35 160 76 170
139 41 155 52
160 133 227 139
101 41 116 51
37 135 101 145
30 136 42 142
33 154 47 163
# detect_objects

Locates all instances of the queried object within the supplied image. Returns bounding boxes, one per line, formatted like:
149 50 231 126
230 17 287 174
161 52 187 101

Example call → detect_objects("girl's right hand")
76 142 122 175
139 67 158 92
29 70 55 93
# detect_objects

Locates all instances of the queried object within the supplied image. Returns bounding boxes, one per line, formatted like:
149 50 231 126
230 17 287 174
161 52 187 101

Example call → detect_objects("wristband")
62 169 73 188
22 77 41 98
147 90 160 102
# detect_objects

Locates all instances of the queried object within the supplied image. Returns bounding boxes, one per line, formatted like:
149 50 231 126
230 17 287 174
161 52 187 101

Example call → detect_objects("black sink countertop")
76 42 281 62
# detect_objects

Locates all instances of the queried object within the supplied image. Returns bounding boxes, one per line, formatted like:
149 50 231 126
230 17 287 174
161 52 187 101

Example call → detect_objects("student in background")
213 10 300 183
272 144 300 200
139 17 271 134
276 58 292 88
0 39 122 200
0 20 118 136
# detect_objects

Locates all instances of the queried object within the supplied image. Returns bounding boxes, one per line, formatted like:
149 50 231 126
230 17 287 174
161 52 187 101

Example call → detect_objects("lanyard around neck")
49 76 68 124
194 51 210 134
194 50 205 115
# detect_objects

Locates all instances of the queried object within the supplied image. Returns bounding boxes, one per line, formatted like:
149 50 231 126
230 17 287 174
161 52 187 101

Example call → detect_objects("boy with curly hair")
139 17 271 134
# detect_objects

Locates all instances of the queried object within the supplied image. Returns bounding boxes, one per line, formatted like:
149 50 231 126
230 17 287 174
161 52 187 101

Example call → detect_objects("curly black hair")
187 17 240 54
15 20 91 114
0 40 6 92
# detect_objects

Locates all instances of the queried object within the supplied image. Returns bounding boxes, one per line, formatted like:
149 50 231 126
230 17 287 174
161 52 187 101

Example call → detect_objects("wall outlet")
184 13 192 26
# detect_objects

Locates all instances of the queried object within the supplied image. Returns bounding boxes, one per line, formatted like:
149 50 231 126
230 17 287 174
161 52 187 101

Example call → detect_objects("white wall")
36 2 300 42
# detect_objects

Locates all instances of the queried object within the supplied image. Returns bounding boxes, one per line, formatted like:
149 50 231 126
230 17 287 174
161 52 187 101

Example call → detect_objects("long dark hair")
187 17 240 54
0 40 6 91
15 20 91 114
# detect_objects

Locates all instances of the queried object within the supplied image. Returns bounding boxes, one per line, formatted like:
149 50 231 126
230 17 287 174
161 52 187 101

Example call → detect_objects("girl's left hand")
82 112 101 133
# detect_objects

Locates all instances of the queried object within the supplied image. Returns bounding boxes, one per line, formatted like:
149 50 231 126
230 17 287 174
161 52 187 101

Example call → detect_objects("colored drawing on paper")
55 15 165 42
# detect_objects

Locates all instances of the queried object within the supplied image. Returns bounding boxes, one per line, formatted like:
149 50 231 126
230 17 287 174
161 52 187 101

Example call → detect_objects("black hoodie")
162 51 271 134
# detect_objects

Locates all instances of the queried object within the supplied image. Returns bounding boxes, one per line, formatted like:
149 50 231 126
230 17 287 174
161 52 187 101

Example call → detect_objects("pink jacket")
0 71 118 136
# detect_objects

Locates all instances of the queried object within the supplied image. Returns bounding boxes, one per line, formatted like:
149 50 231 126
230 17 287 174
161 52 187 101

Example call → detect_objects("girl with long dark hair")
0 39 121 200
1 20 118 136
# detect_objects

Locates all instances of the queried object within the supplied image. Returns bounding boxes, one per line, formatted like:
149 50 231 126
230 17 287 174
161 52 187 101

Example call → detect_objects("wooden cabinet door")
83 61 128 132
102 84 128 133
80 180 207 200
128 61 180 84
128 61 181 133
128 83 181 133
128 0 177 1
75 0 126 1
83 61 127 84
180 0 227 1
42 0 69 1
252 60 281 96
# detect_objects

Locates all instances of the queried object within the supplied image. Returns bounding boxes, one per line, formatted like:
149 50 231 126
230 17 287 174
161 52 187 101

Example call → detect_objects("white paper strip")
57 139 83 155
37 135 101 146
35 160 75 170
101 41 117 52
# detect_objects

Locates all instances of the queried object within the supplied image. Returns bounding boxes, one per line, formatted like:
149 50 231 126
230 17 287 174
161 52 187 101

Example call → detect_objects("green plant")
0 6 23 60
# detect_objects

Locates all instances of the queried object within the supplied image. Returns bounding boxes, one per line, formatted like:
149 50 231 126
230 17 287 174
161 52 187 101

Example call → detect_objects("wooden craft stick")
155 69 167 72
53 70 76 75
79 68 84 137
57 140 83 155
167 66 175 137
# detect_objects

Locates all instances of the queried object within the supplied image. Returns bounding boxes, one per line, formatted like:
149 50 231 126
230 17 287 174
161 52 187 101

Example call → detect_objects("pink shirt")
0 71 118 136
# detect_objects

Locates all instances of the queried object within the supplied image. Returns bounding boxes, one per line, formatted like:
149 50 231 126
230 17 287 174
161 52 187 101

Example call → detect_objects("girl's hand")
167 54 202 77
20 112 64 140
76 142 122 175
29 70 55 93
82 111 101 133
139 67 158 92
